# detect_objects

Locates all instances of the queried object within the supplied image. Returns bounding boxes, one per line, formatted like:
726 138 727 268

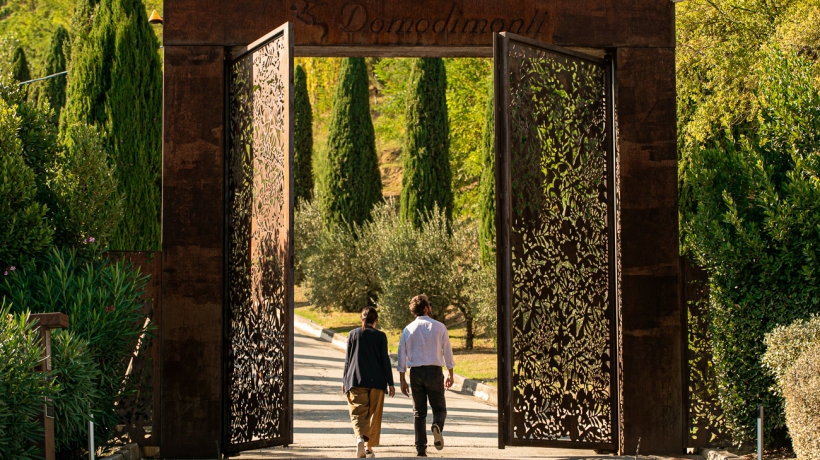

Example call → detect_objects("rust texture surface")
616 47 682 455
224 24 294 452
163 0 673 50
497 35 618 449
161 46 226 458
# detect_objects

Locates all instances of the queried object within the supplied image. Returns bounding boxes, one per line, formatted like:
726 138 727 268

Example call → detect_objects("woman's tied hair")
409 294 430 317
361 306 378 330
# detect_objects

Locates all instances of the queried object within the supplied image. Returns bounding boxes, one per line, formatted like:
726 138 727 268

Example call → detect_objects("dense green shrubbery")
1 245 148 451
302 215 379 313
763 315 820 396
763 315 820 458
52 123 122 247
298 199 493 347
61 0 162 251
0 305 56 460
294 198 322 285
0 98 54 269
682 49 820 442
783 344 820 459
51 330 101 458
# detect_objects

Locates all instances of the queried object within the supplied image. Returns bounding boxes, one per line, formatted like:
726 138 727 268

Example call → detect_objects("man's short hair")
409 294 429 317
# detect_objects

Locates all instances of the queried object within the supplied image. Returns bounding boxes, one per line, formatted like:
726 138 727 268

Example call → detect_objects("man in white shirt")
397 294 455 457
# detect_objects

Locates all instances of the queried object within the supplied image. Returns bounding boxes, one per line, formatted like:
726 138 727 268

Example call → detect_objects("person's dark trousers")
409 366 447 453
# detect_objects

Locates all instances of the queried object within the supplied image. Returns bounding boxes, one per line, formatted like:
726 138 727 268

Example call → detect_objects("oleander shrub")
0 245 148 450
782 344 820 460
51 330 101 459
0 304 56 460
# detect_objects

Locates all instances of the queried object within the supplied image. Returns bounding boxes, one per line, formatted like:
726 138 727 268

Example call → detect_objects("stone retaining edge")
700 448 740 460
294 314 498 406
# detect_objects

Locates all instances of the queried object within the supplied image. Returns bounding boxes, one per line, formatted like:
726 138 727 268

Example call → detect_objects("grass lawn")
294 285 497 385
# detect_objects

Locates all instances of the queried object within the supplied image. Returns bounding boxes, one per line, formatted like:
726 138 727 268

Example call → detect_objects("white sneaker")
431 423 443 450
356 438 366 458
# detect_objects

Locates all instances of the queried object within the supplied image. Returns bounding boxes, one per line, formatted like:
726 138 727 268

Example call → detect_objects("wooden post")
29 312 69 460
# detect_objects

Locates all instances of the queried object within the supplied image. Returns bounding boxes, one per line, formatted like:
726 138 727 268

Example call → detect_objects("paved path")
237 332 624 459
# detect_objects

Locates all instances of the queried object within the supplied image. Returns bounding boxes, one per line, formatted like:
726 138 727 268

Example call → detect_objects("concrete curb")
700 448 740 460
294 314 498 406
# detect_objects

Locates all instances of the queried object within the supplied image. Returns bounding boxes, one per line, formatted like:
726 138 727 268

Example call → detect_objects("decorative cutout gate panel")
495 32 620 450
224 23 294 454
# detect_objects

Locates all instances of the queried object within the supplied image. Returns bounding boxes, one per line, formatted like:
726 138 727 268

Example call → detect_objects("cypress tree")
478 86 495 265
40 26 71 122
294 64 314 204
319 57 382 228
61 0 162 250
399 58 452 227
11 47 31 99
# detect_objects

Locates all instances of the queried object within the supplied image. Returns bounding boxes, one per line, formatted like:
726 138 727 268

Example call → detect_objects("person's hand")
445 376 453 389
341 385 346 394
400 379 410 396
388 385 395 397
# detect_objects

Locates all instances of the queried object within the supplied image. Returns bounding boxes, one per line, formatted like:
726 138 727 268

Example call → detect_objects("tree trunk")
459 305 474 350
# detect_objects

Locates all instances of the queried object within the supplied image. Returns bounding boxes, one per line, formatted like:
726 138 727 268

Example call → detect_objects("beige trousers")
346 387 385 446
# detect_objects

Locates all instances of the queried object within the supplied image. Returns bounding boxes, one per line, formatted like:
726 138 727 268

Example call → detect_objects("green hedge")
682 49 820 442
1 245 148 452
0 305 55 459
783 344 820 459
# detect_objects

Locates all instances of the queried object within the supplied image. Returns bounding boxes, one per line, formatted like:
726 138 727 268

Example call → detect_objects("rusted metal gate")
224 22 295 454
495 32 620 450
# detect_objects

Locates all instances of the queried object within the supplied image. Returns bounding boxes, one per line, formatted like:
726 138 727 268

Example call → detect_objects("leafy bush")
302 215 379 313
371 204 490 348
0 99 54 269
763 315 820 397
782 344 820 460
300 199 496 346
682 49 820 442
52 123 123 247
51 330 101 459
0 304 56 460
0 245 148 449
294 199 323 285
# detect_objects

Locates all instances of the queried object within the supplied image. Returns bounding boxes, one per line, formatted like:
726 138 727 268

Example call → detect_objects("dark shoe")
431 423 443 450
416 451 427 457
365 450 375 458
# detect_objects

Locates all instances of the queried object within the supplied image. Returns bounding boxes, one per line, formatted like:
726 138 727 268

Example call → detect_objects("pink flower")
8 266 14 271
83 238 88 244
3 271 7 276
89 237 95 243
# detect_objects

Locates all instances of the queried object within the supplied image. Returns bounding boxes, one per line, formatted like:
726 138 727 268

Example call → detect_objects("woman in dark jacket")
343 306 395 458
